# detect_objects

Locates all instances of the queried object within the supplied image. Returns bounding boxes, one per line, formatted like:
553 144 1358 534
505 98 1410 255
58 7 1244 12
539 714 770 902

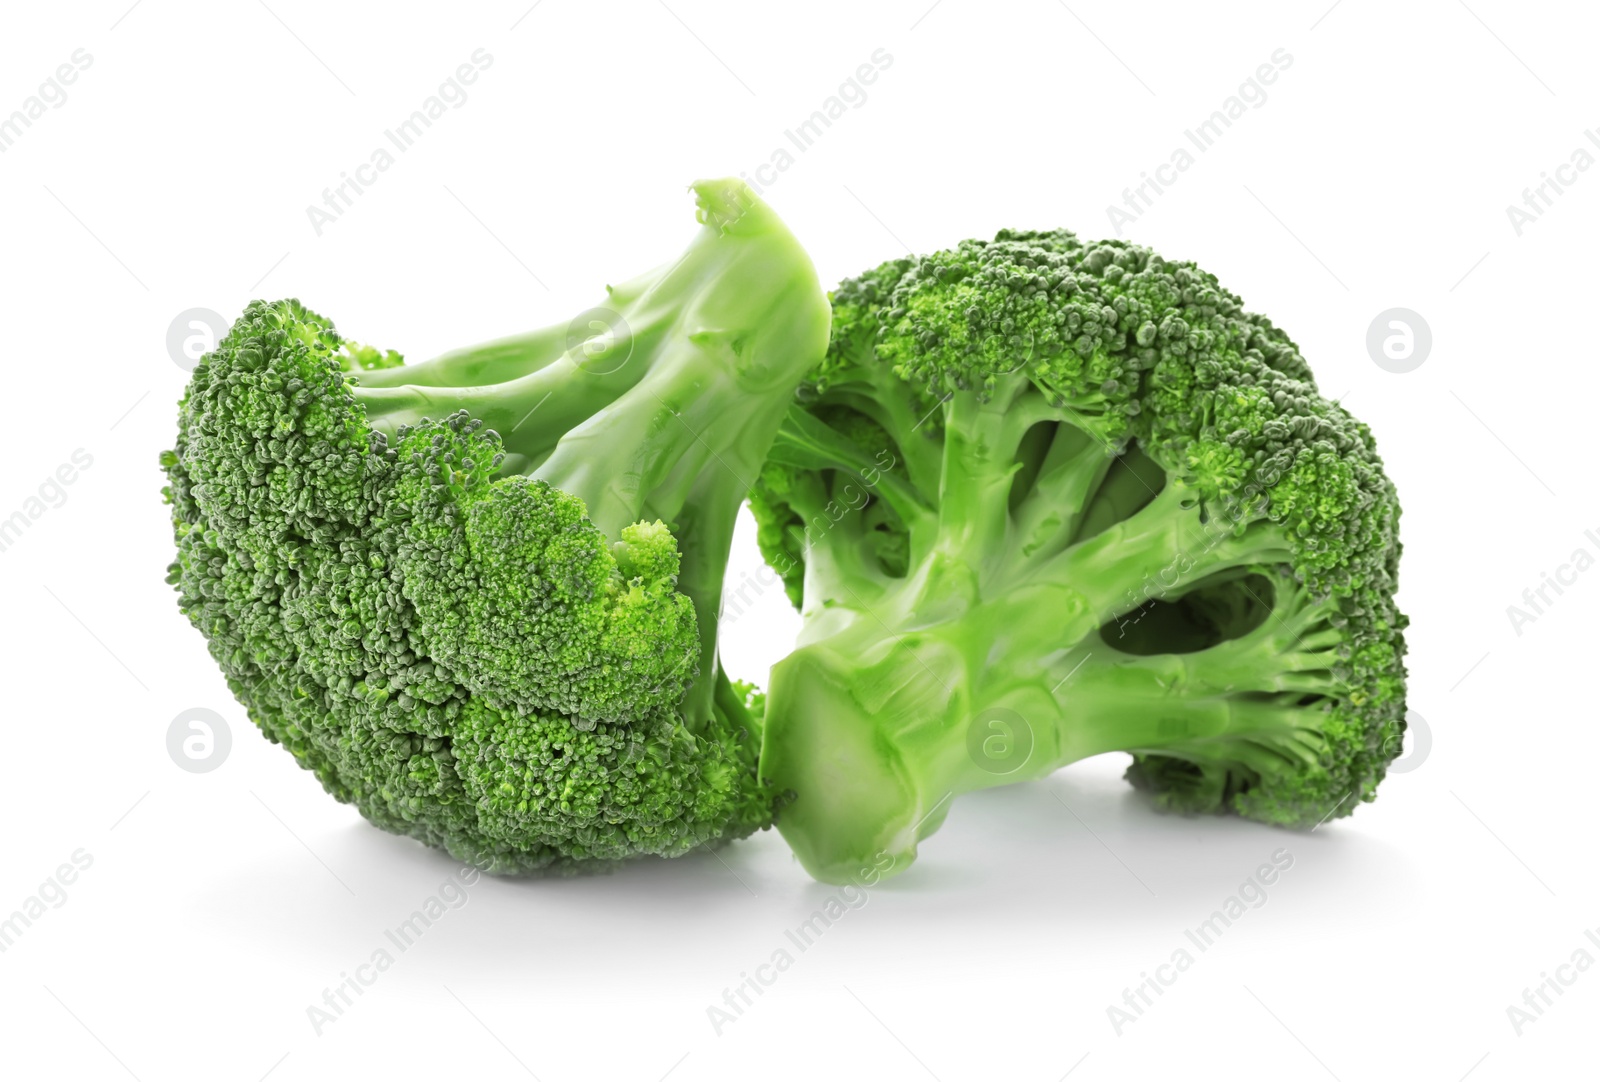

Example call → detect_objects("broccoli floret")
752 231 1407 884
162 180 829 872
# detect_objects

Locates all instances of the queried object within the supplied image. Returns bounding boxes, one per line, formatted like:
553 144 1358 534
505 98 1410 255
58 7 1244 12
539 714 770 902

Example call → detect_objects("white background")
0 1 1595 1079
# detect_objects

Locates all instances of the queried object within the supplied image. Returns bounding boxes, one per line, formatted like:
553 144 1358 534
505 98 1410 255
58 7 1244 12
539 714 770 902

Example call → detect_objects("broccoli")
750 230 1408 884
161 180 829 873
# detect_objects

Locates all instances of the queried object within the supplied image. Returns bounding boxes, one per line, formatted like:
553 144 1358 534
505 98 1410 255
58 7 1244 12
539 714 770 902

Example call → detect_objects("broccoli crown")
838 231 1390 591
753 229 1407 879
163 301 764 870
161 179 829 872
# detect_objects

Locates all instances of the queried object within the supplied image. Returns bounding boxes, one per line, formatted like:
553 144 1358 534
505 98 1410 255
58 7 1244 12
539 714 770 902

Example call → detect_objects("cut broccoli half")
751 230 1407 883
162 180 829 872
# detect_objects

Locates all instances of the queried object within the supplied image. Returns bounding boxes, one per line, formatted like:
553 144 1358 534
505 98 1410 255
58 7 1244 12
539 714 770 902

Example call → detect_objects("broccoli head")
162 180 829 872
751 229 1407 883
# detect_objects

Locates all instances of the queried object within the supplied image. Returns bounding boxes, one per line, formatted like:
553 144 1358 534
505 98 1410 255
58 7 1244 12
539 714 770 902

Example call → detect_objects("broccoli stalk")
162 179 829 872
350 179 823 726
752 232 1406 884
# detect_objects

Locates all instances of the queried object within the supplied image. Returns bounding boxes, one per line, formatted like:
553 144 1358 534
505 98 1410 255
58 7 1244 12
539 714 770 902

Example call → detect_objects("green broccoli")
751 230 1408 884
161 180 829 872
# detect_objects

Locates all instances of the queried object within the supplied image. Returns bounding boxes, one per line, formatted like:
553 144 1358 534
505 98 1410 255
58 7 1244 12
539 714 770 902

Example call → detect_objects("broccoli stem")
809 343 946 498
533 331 794 538
322 190 826 748
355 311 808 542
763 572 1340 883
355 179 826 732
934 387 1026 571
770 471 895 630
356 324 570 389
1007 422 1116 569
1038 481 1295 623
770 406 935 533
360 179 825 540
356 362 633 472
761 410 1331 882
672 464 747 727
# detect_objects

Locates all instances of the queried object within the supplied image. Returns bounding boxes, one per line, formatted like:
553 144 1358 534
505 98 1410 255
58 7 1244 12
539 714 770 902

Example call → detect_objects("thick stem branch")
1039 483 1294 626
929 377 1034 582
355 324 570 389
1006 422 1117 577
355 359 633 471
816 356 947 500
771 406 935 536
762 548 1330 882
